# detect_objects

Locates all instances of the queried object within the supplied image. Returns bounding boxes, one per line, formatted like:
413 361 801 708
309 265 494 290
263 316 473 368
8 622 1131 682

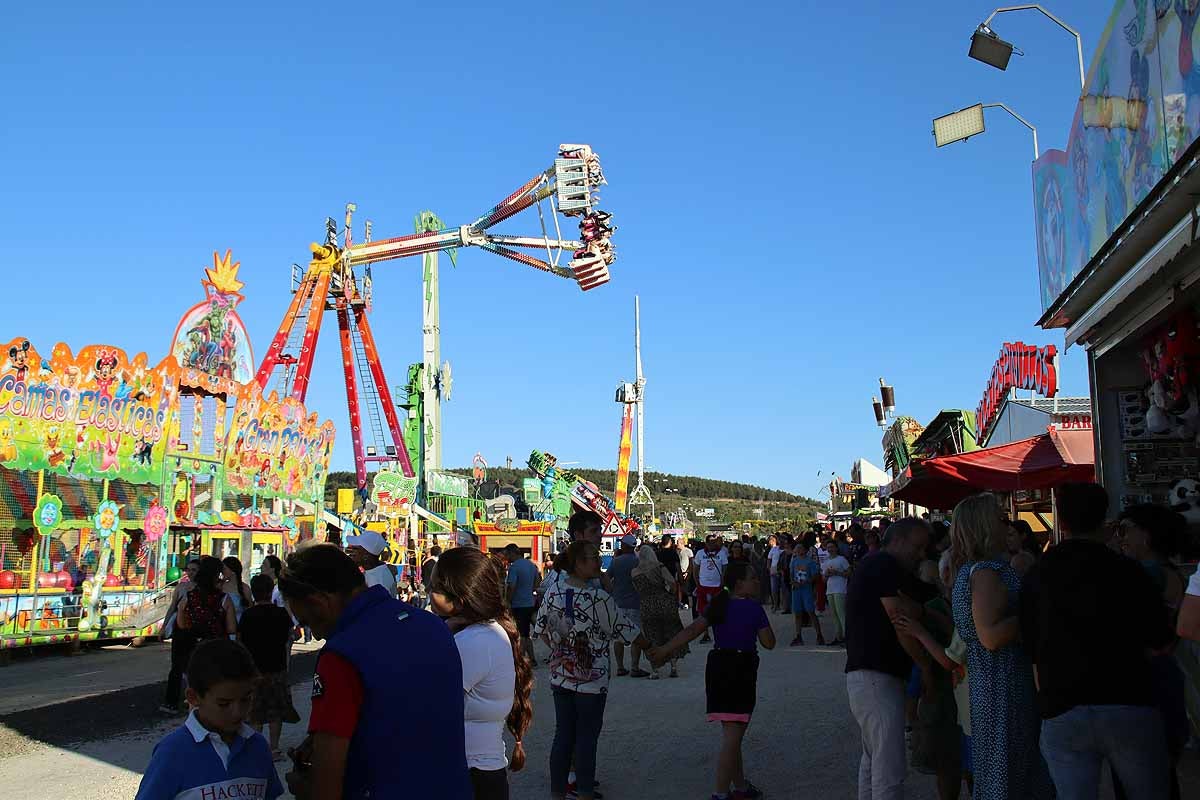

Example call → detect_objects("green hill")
324 468 826 527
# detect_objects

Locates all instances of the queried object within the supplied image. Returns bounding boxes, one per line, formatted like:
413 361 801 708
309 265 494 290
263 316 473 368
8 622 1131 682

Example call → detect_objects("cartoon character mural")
170 250 254 384
1033 0 1193 317
0 338 176 483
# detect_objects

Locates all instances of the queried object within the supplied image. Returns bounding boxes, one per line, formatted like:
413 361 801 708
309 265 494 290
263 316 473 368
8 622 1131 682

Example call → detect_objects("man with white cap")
607 533 647 677
345 530 398 598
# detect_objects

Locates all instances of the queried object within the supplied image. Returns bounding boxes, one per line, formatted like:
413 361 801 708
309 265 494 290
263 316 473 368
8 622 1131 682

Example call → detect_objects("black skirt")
705 648 759 716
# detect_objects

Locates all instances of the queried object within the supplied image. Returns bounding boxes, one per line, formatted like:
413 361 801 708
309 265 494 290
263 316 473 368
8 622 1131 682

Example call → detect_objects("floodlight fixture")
933 104 986 148
969 24 1015 71
872 397 886 428
932 102 1038 160
971 5 1086 92
879 378 896 418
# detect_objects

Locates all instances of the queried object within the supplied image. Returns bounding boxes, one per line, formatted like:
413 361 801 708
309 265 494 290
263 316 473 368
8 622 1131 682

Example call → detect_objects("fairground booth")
1034 3 1200 523
0 252 334 650
887 344 1094 536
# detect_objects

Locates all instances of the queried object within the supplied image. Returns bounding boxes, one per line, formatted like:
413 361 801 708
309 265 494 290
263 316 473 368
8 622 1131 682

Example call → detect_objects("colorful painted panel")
0 338 178 483
1033 0 1199 315
170 251 255 384
224 391 335 503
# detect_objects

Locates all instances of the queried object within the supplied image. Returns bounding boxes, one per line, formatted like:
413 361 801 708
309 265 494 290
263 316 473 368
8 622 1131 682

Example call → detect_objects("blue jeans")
550 687 607 796
1040 705 1168 800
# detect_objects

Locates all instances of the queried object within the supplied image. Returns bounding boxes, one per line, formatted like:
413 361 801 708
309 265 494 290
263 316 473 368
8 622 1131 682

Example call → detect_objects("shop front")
1033 3 1200 519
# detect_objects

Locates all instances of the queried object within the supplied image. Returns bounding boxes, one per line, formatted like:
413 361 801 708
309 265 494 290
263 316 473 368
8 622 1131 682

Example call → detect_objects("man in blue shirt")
504 543 541 667
136 639 284 800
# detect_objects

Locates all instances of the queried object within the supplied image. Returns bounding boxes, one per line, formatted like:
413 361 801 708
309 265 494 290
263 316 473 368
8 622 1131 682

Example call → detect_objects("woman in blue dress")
949 493 1053 800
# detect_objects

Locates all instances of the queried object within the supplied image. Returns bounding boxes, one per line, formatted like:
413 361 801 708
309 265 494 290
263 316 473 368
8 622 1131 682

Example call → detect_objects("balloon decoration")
0 570 17 589
93 500 121 541
144 499 169 543
165 566 182 583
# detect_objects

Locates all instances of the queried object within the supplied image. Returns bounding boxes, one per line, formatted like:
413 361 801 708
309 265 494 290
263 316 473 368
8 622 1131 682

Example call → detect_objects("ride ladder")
347 308 390 460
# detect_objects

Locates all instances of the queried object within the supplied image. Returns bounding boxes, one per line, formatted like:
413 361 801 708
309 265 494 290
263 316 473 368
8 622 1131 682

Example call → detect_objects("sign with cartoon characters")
370 471 418 518
223 392 335 502
170 250 254 384
0 338 178 484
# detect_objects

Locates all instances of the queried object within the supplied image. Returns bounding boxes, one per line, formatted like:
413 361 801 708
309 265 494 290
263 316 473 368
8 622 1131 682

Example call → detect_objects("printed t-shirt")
135 711 283 800
696 548 729 588
606 553 640 610
308 651 365 739
532 579 639 694
238 604 293 674
844 551 910 679
363 563 398 598
823 555 851 595
455 620 516 771
505 557 539 608
789 556 818 588
706 597 770 651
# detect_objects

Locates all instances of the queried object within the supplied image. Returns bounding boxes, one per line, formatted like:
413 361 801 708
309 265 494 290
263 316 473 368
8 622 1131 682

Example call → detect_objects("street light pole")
983 102 1039 159
976 5 1086 92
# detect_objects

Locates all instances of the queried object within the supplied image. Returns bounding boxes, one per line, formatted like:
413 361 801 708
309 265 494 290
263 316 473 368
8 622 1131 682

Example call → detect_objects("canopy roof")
887 428 1094 511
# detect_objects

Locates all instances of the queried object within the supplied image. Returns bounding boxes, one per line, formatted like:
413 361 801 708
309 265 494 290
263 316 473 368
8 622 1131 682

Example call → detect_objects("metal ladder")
270 265 314 397
348 310 389 455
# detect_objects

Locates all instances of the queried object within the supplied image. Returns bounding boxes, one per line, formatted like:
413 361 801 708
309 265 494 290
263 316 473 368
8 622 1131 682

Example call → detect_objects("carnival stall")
0 251 335 650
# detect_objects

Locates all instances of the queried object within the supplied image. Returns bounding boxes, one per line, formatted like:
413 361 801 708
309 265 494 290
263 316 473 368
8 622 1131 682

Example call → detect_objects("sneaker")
733 781 764 799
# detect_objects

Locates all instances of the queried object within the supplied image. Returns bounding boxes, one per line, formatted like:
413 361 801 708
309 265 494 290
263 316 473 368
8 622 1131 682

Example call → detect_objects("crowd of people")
135 495 1200 800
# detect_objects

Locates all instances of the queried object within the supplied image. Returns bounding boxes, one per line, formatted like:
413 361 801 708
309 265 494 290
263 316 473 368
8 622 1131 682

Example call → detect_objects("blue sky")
1 1 1109 498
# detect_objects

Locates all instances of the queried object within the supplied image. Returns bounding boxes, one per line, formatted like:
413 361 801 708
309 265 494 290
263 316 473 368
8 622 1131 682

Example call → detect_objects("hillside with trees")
324 467 826 526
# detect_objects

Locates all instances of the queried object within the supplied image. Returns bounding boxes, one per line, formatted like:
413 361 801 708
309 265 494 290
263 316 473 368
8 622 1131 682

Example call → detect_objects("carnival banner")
224 391 335 503
0 338 178 484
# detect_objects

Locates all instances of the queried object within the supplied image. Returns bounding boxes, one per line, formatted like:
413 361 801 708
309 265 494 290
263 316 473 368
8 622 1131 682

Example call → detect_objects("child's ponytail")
705 561 753 625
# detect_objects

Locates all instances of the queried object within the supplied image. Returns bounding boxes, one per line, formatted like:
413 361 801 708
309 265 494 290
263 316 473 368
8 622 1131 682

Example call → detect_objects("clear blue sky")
2 1 1108 498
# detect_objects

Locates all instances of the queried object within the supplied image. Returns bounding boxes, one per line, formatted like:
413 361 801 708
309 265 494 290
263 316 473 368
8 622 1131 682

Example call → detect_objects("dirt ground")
0 610 1196 799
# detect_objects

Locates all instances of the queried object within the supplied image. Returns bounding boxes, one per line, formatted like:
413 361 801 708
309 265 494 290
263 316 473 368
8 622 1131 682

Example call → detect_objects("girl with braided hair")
429 546 535 799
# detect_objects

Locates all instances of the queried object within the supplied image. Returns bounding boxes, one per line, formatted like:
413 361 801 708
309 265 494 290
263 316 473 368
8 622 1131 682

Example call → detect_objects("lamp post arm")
983 4 1085 92
983 102 1039 160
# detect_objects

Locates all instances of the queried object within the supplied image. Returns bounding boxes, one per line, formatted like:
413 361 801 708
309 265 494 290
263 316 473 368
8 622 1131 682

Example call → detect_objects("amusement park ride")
252 144 615 495
614 297 652 523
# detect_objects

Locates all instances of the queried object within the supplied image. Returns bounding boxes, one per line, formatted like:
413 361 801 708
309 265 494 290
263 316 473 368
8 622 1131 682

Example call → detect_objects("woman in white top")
429 547 532 800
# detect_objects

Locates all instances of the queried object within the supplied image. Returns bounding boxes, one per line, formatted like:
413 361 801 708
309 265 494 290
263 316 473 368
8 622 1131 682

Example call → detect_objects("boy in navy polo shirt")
136 639 284 800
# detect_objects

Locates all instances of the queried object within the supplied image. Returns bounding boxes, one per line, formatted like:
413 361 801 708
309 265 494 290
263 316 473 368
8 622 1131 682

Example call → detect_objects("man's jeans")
1040 704 1169 800
846 669 907 800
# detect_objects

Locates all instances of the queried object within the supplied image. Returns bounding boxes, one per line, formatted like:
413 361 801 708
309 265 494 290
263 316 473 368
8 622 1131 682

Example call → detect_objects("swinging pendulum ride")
254 144 617 527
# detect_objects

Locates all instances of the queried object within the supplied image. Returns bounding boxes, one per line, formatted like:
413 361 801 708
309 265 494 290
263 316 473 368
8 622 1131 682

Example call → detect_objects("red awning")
890 428 1094 511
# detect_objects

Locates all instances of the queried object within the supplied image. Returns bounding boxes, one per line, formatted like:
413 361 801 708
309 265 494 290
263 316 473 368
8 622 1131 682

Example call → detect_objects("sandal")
629 668 651 678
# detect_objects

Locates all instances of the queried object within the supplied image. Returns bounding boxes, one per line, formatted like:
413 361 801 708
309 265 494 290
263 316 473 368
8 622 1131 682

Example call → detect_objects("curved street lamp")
969 5 1085 92
932 102 1039 160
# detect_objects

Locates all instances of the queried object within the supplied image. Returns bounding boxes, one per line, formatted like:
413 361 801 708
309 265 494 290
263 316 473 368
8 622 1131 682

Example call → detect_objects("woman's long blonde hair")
949 493 1006 576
